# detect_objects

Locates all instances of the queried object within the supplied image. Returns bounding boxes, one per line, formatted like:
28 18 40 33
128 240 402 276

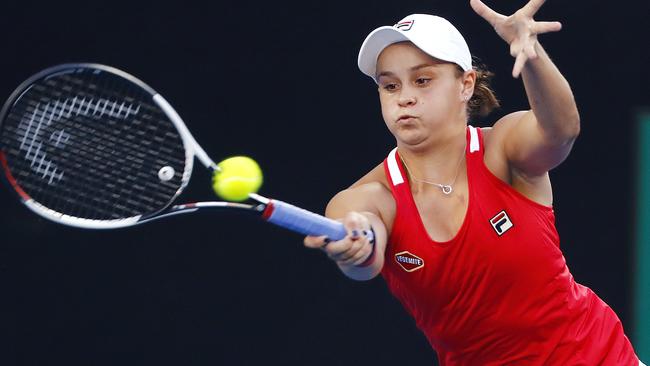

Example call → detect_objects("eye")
415 77 431 86
382 83 399 92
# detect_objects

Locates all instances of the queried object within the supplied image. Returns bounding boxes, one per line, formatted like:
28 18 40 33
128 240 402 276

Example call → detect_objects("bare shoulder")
481 111 554 206
326 162 396 232
483 110 534 159
481 111 531 182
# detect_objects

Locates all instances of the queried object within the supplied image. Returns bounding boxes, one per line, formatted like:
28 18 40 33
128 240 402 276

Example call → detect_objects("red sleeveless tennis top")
381 126 638 365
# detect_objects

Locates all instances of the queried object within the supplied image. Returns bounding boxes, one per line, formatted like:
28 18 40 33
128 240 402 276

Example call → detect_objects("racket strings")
1 69 187 220
6 97 161 218
5 116 156 218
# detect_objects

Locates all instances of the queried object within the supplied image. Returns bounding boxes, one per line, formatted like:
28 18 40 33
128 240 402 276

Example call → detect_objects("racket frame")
0 63 221 229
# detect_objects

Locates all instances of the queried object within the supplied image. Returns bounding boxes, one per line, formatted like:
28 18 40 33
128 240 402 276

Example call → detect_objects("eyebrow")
376 63 437 80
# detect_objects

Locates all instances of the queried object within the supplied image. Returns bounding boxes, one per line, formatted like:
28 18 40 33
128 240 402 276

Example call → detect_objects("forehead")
376 42 447 74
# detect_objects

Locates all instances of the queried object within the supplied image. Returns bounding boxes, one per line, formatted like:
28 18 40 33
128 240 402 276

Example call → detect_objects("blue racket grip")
262 199 348 240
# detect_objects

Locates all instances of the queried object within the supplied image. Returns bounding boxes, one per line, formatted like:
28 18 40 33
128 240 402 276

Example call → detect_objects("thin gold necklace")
400 142 466 195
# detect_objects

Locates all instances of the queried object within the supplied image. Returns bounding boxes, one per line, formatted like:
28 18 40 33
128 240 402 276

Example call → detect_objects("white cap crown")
358 14 472 82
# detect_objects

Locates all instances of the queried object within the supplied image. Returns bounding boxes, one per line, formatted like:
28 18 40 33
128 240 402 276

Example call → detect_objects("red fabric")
381 126 638 365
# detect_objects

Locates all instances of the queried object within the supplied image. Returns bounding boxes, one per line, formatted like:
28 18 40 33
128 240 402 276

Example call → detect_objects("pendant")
441 185 453 195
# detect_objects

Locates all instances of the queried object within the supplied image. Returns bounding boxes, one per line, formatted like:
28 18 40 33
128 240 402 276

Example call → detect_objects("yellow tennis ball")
212 156 263 201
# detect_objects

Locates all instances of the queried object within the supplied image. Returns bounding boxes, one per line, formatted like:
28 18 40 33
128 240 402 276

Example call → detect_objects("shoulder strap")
468 125 481 154
385 147 405 187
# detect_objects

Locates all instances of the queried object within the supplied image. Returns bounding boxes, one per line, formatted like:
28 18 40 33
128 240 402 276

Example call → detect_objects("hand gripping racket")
0 63 367 243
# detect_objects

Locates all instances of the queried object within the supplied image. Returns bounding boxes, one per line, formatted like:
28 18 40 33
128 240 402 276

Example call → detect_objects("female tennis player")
304 0 643 364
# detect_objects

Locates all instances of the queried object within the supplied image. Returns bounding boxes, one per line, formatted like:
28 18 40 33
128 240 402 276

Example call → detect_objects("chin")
395 133 428 149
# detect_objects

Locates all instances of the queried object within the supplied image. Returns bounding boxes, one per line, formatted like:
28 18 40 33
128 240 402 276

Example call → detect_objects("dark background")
1 0 649 365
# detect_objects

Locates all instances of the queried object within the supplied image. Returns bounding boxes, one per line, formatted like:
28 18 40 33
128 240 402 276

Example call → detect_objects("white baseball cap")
358 14 472 82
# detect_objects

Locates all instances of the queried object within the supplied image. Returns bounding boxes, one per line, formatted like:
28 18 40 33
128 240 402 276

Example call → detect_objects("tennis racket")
0 63 365 242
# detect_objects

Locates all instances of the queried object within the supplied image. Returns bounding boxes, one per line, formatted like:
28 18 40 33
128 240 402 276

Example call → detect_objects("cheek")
379 94 394 119
420 87 456 111
379 103 399 134
381 106 394 132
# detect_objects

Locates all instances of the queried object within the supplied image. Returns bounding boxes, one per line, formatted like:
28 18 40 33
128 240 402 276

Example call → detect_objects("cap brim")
357 26 410 81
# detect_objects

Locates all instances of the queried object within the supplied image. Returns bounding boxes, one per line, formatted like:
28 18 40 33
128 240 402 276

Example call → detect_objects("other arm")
471 0 580 176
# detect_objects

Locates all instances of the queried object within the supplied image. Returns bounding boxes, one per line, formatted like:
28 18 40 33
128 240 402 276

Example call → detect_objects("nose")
397 90 416 107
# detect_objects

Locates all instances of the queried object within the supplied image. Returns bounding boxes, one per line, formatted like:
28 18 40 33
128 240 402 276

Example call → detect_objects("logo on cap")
395 251 424 272
489 210 514 236
395 20 414 31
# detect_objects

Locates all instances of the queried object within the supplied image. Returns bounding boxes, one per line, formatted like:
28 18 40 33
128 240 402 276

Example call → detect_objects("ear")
460 69 477 101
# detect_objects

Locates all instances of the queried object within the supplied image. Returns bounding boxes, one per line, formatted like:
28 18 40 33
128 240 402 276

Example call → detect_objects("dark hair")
456 57 500 119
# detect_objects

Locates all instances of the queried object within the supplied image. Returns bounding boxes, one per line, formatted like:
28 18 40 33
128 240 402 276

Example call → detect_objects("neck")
397 127 467 187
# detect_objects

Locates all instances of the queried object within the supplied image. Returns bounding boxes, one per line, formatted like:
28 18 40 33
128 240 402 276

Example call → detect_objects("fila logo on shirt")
395 251 424 272
395 20 414 31
489 210 514 236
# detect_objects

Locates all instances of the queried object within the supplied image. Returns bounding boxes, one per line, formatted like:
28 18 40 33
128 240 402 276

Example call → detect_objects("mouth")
396 115 417 123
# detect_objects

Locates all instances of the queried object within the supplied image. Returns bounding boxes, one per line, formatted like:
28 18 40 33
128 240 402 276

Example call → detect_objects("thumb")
342 212 368 239
304 235 329 249
470 0 503 27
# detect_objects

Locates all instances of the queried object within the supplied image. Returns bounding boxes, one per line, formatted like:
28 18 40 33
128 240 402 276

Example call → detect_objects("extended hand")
470 0 562 78
304 212 374 267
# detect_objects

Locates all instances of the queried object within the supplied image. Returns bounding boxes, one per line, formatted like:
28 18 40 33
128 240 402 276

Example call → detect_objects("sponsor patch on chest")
394 251 424 272
489 210 514 236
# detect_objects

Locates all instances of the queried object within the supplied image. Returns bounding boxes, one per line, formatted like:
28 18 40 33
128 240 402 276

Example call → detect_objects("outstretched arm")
471 0 580 176
304 182 392 281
